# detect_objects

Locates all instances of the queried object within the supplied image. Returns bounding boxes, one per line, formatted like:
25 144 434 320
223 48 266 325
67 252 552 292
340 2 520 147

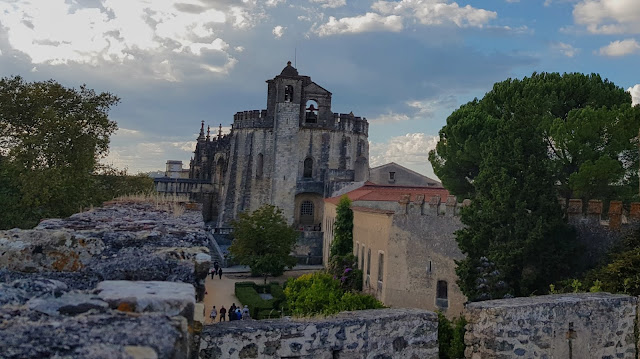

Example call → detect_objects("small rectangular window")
366 249 371 275
378 253 384 282
436 280 449 308
389 171 395 181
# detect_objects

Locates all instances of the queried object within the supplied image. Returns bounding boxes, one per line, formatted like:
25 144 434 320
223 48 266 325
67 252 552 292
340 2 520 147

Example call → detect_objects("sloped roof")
325 183 450 205
370 162 441 185
280 61 299 77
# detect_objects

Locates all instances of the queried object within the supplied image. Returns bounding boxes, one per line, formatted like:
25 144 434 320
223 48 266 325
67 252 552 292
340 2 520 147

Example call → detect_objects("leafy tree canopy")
429 72 639 203
428 72 640 300
229 205 298 284
0 76 124 228
330 195 354 257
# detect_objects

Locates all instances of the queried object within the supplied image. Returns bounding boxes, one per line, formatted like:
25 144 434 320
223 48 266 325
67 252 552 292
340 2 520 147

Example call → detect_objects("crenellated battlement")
564 198 640 230
396 194 470 217
232 109 272 129
334 113 368 135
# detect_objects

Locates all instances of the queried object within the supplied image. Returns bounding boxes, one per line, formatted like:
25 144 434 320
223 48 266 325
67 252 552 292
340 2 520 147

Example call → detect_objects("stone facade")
198 309 439 359
464 293 638 359
369 162 441 187
323 184 466 318
188 62 369 228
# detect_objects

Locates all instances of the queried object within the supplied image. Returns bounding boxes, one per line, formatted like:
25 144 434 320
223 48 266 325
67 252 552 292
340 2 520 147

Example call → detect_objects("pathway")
200 265 323 324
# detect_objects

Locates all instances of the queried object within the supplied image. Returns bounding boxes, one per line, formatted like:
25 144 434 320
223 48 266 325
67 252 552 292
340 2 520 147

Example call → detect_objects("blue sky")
1 0 639 179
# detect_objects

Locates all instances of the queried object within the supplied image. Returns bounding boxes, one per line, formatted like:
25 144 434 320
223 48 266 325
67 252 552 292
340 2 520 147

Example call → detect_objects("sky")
1 0 640 179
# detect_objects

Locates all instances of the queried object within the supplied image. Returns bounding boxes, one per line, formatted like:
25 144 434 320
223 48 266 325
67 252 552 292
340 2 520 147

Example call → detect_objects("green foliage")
229 205 298 285
0 76 122 229
234 281 285 320
430 72 639 203
327 253 363 291
438 312 467 359
330 196 354 257
284 272 383 316
583 228 640 296
454 114 579 300
430 72 639 300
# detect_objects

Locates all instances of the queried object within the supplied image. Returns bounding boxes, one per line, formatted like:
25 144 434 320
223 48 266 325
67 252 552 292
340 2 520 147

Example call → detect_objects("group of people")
210 261 222 279
209 303 250 322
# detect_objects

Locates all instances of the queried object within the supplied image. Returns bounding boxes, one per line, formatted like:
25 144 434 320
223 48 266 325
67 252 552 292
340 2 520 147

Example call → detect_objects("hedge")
234 281 284 319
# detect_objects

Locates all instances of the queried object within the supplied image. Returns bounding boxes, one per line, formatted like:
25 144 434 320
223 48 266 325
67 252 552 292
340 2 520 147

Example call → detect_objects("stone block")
609 200 623 230
465 293 637 359
97 281 196 326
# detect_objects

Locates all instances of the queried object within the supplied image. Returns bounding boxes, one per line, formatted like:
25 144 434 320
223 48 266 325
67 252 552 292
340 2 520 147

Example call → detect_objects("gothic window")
354 157 367 181
256 153 264 178
366 249 371 275
305 100 318 123
360 246 365 270
436 280 449 308
303 157 313 178
284 85 293 102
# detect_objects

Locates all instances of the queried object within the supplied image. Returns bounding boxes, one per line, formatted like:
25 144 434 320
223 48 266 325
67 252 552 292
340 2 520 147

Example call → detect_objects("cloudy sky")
1 0 639 178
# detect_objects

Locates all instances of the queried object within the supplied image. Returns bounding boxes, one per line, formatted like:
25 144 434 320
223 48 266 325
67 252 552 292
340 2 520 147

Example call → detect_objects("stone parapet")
198 308 438 359
464 293 637 359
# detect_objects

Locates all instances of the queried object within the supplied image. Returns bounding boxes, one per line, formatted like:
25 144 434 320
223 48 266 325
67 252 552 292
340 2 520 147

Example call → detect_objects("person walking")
213 261 219 274
209 306 217 324
236 307 242 320
218 267 223 279
242 305 250 320
210 267 216 279
229 303 237 321
219 305 226 322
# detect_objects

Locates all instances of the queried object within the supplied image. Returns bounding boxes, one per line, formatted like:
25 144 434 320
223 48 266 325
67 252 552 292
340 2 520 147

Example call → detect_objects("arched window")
284 85 293 102
303 157 313 178
305 100 318 123
256 153 263 178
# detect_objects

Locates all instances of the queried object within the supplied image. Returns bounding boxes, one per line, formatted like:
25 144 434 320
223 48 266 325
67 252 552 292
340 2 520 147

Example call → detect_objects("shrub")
284 272 384 316
234 282 275 319
438 312 467 359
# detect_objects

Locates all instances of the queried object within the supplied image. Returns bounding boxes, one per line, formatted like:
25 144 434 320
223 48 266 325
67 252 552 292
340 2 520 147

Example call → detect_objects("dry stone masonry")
464 293 638 359
0 201 211 359
198 309 439 359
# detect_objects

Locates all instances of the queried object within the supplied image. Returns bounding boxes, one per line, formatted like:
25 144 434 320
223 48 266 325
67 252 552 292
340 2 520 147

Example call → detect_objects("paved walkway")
201 265 323 324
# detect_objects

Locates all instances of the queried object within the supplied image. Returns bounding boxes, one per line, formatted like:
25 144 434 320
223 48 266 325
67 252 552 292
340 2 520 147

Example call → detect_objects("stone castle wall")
198 309 439 359
465 293 638 358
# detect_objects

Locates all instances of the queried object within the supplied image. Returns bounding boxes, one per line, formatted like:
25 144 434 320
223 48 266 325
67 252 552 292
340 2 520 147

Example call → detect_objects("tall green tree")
428 72 639 300
229 205 298 285
0 76 120 228
455 117 578 300
429 72 639 203
330 195 354 257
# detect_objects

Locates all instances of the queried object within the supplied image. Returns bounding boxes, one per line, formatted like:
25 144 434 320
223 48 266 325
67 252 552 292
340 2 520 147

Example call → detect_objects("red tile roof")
325 184 450 205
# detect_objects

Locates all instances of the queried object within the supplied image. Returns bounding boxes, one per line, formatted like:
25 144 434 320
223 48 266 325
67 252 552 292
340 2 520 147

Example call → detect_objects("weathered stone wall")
465 293 638 359
198 309 438 359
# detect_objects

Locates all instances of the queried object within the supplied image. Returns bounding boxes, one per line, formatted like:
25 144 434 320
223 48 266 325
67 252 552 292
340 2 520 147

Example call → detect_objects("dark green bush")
234 281 288 320
438 312 467 359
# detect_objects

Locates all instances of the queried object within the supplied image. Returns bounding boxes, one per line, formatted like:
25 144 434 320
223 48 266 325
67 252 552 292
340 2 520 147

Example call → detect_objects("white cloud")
273 25 286 38
315 13 403 36
628 84 640 106
0 0 255 79
372 0 497 28
369 133 440 179
506 0 519 2
310 0 347 8
369 96 457 123
598 38 640 56
574 0 640 34
552 42 580 57
368 112 412 123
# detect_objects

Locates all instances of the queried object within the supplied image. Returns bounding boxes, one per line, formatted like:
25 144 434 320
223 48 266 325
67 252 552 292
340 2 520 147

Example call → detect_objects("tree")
429 72 639 203
454 116 578 300
330 196 354 257
0 76 120 228
429 72 640 300
229 205 298 285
